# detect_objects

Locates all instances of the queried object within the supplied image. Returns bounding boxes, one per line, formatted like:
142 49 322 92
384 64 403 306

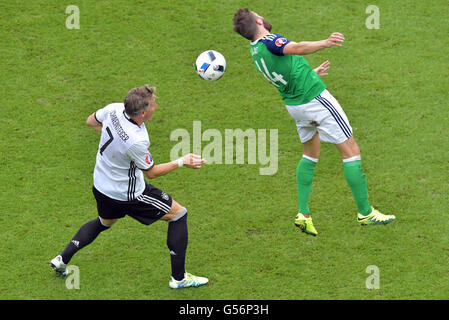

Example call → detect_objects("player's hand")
313 60 330 77
182 153 206 169
325 32 344 47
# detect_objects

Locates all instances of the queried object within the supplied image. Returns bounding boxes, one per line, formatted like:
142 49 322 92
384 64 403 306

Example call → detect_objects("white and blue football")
195 50 226 81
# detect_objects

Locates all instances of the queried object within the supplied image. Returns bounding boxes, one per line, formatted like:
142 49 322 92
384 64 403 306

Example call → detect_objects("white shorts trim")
136 194 171 213
285 90 352 144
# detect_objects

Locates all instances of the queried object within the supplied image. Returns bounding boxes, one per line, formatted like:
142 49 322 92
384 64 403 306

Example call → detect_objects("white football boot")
50 255 68 277
169 272 209 289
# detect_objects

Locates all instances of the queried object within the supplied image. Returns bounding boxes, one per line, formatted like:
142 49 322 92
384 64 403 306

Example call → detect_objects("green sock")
296 157 317 216
343 160 372 215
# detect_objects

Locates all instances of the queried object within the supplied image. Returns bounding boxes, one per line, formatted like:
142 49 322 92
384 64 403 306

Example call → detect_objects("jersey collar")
123 110 140 127
250 37 262 45
250 33 273 45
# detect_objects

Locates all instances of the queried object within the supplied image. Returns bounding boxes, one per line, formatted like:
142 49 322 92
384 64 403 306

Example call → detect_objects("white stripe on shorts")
136 195 171 213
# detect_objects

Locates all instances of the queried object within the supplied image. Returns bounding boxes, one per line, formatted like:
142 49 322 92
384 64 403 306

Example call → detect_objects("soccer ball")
195 50 226 81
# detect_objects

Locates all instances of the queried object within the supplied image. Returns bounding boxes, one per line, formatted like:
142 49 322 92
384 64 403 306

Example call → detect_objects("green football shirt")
250 33 326 105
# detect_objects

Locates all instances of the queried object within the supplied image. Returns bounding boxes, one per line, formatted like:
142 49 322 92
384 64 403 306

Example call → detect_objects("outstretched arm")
143 153 206 179
283 32 344 55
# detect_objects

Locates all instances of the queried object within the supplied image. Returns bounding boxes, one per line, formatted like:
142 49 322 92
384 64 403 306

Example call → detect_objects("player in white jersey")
50 85 208 289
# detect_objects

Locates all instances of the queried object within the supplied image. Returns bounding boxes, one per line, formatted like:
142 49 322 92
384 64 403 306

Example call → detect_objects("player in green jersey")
233 8 396 236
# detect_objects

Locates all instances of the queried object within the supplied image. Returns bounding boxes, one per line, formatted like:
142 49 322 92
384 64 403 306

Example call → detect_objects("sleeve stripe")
94 112 102 124
139 162 154 171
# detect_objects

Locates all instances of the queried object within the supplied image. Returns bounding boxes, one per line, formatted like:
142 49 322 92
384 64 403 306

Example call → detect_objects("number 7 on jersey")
100 127 114 155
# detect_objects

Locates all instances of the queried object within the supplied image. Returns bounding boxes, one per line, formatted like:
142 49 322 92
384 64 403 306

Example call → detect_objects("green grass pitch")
0 0 448 300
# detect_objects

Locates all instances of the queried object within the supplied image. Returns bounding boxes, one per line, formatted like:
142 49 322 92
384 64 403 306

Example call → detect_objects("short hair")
124 84 156 117
233 8 258 40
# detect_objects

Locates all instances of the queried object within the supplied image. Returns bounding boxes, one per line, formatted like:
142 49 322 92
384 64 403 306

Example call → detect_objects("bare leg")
335 136 360 159
302 132 321 159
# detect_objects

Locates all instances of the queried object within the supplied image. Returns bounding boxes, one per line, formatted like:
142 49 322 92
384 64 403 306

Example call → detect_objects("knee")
99 217 117 228
162 198 188 222
337 136 361 159
169 207 187 222
349 137 360 153
352 140 360 155
168 199 184 214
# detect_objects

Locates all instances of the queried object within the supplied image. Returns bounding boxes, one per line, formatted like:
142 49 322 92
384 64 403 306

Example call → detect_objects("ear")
255 17 263 26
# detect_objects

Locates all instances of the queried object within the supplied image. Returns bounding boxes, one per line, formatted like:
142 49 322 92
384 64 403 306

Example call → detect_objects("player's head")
233 8 272 40
124 84 157 122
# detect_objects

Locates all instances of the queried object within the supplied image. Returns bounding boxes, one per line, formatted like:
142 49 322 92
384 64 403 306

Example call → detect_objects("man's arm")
283 32 345 55
86 113 103 132
143 153 205 179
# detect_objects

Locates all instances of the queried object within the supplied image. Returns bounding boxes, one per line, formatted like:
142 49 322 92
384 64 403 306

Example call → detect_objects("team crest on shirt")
275 37 287 47
145 153 153 164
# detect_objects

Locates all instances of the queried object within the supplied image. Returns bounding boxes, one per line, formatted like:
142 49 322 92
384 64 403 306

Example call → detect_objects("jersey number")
100 127 114 155
254 58 287 87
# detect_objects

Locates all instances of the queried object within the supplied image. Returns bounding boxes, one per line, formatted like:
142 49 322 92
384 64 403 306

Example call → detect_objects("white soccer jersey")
93 103 154 201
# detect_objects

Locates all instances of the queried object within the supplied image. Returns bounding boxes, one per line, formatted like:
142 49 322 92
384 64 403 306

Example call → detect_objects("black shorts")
93 183 173 225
